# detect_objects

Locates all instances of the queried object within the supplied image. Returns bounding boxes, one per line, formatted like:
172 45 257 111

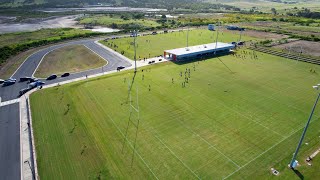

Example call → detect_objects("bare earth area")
273 40 320 57
230 29 288 40
34 45 107 78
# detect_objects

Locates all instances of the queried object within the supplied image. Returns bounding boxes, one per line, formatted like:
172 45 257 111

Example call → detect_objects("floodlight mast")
289 84 320 168
215 22 220 54
132 30 138 73
187 25 189 48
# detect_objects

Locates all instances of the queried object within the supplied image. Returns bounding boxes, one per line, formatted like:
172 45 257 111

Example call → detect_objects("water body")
0 15 80 34
40 7 167 13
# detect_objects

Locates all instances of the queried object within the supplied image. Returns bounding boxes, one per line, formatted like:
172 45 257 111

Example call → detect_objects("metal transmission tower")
122 81 140 167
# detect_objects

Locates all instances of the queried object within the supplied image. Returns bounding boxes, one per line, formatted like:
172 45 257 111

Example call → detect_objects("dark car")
29 81 45 89
238 41 245 46
20 77 32 82
152 31 157 35
61 73 70 77
46 74 57 80
19 88 31 97
2 80 16 87
117 66 125 71
0 79 4 84
29 77 39 83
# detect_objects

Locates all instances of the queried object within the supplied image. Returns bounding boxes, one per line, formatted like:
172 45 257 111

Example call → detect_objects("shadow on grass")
170 52 235 73
292 169 304 180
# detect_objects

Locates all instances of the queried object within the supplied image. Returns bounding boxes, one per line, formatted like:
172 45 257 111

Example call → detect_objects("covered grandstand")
164 42 235 61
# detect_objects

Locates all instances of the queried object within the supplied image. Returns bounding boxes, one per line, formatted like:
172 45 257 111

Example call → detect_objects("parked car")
0 79 4 84
152 31 157 35
46 74 57 80
2 80 16 87
117 66 125 71
29 77 39 83
237 41 245 45
29 81 45 89
18 88 30 97
61 73 70 77
19 77 32 82
7 78 16 82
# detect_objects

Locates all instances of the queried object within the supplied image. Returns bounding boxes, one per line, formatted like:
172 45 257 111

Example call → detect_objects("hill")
0 0 202 8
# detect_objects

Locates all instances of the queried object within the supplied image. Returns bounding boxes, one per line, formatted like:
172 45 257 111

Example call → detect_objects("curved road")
0 38 132 180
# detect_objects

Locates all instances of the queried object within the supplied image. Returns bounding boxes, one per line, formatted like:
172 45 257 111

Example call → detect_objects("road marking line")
11 49 43 78
83 44 109 63
0 98 20 107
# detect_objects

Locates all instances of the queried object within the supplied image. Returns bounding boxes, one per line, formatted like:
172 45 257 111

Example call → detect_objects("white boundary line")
223 118 317 179
178 119 241 169
83 44 109 63
106 114 159 180
85 86 158 179
154 134 201 179
31 47 57 77
11 49 43 78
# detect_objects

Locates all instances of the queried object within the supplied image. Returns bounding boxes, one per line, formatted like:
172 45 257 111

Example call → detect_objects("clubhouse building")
164 42 235 61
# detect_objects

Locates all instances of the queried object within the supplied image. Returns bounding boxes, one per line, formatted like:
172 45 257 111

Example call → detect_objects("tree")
271 8 277 15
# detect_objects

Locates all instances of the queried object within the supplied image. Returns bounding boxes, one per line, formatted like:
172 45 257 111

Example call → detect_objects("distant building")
208 24 215 31
164 42 235 61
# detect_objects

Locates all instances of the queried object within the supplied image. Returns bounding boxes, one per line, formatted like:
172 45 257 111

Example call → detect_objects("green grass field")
31 49 320 179
34 45 107 78
0 28 96 48
101 29 257 60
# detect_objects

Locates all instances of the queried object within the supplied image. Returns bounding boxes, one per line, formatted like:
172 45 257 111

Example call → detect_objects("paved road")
0 38 132 180
1 39 132 102
0 103 20 180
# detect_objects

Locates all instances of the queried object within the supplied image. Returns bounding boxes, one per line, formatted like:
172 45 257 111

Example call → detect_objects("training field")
101 28 257 60
31 50 320 179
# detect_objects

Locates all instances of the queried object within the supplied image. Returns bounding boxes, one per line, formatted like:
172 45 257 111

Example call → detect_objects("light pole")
289 84 320 169
131 30 138 73
215 22 220 55
187 25 189 48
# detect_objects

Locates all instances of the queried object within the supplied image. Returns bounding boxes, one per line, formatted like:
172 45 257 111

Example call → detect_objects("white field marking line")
106 114 159 180
0 98 20 107
83 44 109 63
153 133 201 180
246 70 320 120
176 119 241 169
11 48 43 78
31 47 58 77
94 41 134 64
84 87 158 179
179 79 284 139
187 63 286 138
222 116 318 180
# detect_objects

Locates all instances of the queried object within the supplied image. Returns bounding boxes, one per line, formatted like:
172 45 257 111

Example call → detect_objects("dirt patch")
273 40 320 57
228 29 288 40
